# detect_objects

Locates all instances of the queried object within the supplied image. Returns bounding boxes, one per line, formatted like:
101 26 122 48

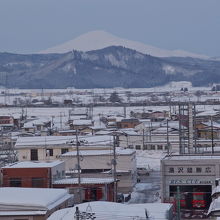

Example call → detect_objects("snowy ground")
136 150 166 171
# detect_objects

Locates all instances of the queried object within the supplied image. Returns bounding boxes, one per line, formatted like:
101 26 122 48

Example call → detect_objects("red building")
1 160 65 188
53 177 115 202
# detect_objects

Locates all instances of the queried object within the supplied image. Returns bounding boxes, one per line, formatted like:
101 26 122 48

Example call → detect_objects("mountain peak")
40 30 209 59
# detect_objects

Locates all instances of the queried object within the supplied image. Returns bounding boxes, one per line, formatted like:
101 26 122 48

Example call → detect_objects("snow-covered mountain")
40 30 209 59
1 46 220 89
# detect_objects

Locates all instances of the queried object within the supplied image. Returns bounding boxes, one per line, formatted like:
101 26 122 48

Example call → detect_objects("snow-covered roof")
0 210 47 216
118 128 138 135
54 177 114 185
0 188 72 212
72 119 92 126
61 149 135 157
163 154 220 161
196 110 219 117
3 160 64 169
58 129 76 133
15 135 113 148
202 121 220 129
48 201 172 220
23 117 50 128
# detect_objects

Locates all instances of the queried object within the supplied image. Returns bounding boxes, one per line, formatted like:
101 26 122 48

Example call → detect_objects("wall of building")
17 147 73 161
119 134 179 151
63 154 136 174
2 167 51 188
161 157 220 201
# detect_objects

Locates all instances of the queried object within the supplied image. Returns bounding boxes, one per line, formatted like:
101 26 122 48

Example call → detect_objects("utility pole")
176 186 181 220
123 105 126 118
113 134 117 202
59 112 63 130
211 116 214 154
193 104 197 153
149 120 152 142
166 119 170 155
142 129 145 150
76 129 81 203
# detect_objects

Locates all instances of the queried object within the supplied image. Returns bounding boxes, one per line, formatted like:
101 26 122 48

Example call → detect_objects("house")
196 110 220 123
15 135 113 161
69 108 89 119
22 117 51 134
48 201 174 220
53 177 114 203
0 187 73 220
0 116 14 131
70 119 93 131
60 149 137 194
196 121 220 139
53 129 77 136
1 160 65 188
116 118 140 129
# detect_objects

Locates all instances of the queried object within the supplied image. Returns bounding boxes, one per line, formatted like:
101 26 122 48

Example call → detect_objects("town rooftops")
53 177 114 185
0 187 72 213
61 149 135 157
48 201 173 220
15 135 113 148
120 118 139 123
196 110 219 117
72 119 93 126
3 160 64 169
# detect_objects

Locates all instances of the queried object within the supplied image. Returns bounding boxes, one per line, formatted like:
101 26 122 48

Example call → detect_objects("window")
196 167 202 173
10 178 21 187
61 148 69 154
143 145 148 150
157 145 163 150
135 145 141 150
205 167 211 173
169 167 174 173
187 167 193 173
32 178 44 187
46 149 53 157
30 149 38 161
62 170 65 177
150 145 155 150
128 145 133 149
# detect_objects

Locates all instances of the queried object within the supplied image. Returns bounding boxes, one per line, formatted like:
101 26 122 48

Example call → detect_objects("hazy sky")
0 0 220 56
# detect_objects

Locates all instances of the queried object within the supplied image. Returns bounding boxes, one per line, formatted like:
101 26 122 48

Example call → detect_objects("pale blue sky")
0 0 219 56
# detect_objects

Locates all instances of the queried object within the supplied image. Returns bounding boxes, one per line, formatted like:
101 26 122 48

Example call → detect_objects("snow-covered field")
0 82 218 106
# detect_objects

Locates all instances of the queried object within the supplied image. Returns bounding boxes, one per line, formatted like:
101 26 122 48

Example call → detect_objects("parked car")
137 167 150 176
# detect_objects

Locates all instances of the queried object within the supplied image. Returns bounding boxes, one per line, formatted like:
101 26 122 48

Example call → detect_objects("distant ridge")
1 46 220 89
40 30 209 59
